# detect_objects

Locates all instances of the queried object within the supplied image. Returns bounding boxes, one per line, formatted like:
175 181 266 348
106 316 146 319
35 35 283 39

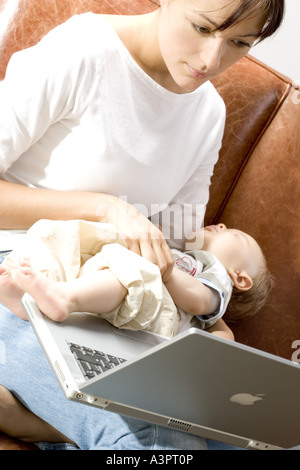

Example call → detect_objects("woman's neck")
101 11 181 93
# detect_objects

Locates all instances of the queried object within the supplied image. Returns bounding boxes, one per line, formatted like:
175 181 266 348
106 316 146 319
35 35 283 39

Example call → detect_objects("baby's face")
186 224 265 276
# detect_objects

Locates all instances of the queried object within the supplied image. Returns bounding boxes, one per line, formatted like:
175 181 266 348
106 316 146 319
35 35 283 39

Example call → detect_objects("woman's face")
158 0 266 93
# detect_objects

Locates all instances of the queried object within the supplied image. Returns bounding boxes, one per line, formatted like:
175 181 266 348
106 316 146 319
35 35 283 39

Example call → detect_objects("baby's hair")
224 260 274 322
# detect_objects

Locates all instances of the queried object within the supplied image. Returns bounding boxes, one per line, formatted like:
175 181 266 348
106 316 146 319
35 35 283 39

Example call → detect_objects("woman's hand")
98 195 174 282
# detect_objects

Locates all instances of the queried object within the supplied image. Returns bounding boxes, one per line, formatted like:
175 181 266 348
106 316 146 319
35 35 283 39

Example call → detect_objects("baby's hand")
206 319 235 342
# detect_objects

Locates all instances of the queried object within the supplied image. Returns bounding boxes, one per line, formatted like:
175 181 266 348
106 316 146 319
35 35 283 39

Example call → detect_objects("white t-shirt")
0 13 225 251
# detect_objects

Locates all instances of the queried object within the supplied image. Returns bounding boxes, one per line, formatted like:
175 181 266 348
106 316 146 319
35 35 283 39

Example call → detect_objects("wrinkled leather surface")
208 58 300 361
209 56 291 224
0 0 298 360
216 90 300 359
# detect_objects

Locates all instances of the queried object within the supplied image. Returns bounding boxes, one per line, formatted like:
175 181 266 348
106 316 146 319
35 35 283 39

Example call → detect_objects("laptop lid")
22 293 300 450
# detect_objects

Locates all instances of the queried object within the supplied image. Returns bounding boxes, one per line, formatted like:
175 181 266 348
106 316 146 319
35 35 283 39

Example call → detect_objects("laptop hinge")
71 391 110 409
246 440 281 450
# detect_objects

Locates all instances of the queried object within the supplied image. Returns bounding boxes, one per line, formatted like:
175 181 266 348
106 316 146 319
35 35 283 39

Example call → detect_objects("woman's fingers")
128 237 174 281
125 238 142 257
100 195 174 279
160 241 174 282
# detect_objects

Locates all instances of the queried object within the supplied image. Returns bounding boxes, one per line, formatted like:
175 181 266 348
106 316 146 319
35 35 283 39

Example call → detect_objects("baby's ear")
227 269 253 292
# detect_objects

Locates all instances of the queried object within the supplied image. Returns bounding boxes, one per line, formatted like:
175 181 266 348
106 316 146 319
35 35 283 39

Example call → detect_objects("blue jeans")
0 251 241 450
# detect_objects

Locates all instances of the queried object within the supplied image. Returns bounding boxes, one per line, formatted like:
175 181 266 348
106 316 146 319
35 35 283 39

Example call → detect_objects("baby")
0 220 273 341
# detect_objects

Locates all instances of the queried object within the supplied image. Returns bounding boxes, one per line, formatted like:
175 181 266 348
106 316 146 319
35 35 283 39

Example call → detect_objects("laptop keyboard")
68 342 126 380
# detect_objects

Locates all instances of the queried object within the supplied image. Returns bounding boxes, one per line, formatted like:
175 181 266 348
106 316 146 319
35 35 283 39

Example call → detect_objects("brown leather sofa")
0 0 299 450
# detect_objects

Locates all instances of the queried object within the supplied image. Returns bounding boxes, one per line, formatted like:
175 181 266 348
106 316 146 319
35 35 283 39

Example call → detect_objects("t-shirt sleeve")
0 16 93 175
195 277 229 329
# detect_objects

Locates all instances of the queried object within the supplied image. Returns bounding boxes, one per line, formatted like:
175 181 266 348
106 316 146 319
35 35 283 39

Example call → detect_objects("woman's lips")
186 63 208 79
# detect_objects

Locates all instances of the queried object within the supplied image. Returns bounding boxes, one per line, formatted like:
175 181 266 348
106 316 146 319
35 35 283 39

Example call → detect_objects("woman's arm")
0 180 101 229
0 180 174 280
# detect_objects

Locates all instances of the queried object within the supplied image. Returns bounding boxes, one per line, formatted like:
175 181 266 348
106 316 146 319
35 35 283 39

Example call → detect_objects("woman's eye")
192 23 211 34
233 39 252 49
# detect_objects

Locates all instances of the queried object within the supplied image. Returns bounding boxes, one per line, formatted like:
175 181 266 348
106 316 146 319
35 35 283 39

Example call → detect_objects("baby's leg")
0 386 76 445
16 258 127 322
0 265 27 320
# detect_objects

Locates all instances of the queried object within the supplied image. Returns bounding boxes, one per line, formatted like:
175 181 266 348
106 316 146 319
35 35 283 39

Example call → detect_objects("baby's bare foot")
15 259 72 322
0 265 27 320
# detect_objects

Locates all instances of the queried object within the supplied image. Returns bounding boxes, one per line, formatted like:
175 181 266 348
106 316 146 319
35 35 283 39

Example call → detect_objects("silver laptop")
21 293 300 450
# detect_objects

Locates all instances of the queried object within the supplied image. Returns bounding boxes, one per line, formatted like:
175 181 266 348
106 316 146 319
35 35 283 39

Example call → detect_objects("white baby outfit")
3 220 232 337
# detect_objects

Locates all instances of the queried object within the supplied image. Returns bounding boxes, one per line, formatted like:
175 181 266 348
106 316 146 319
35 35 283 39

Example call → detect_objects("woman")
0 0 284 450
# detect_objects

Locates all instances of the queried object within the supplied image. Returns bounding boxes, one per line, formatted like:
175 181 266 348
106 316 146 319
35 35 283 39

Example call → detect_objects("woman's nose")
201 38 224 73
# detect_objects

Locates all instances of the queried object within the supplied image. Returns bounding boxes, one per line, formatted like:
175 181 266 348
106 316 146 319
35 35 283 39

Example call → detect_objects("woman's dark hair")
214 0 285 42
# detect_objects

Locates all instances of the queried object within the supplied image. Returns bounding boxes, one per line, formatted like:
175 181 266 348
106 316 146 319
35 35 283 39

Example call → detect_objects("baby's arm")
165 268 234 341
164 267 220 317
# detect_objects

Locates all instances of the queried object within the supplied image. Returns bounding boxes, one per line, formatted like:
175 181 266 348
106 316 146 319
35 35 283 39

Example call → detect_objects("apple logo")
229 393 265 406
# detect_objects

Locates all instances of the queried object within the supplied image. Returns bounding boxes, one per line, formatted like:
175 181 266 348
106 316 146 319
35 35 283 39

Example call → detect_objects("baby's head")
186 223 274 320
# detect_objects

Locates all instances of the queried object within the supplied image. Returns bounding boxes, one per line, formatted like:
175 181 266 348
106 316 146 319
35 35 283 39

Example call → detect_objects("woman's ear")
227 269 253 292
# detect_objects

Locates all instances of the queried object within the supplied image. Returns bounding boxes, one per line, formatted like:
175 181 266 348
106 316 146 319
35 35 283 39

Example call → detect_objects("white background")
250 0 299 81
